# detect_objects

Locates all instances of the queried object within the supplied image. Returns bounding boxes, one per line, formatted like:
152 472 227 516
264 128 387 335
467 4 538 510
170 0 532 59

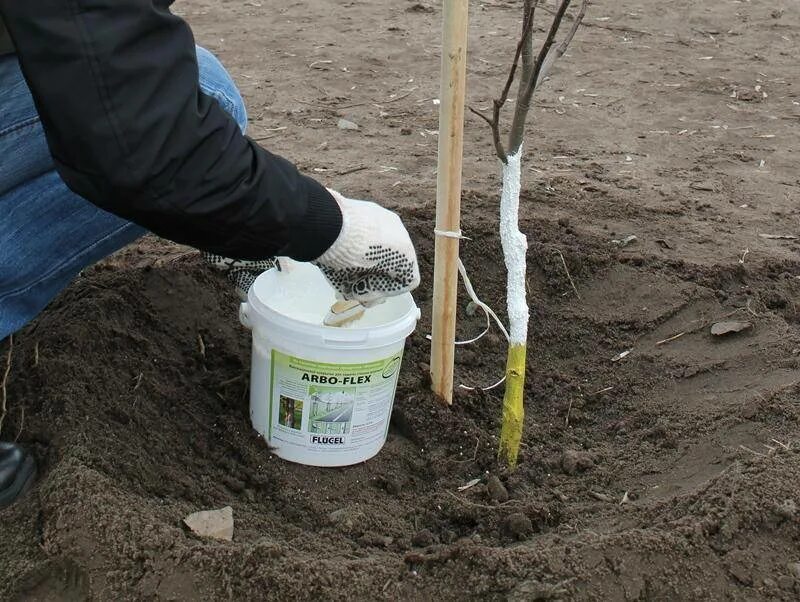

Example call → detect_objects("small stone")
777 575 795 590
502 512 533 540
486 475 509 503
763 577 776 588
337 118 360 131
561 450 594 475
710 321 752 336
774 499 797 519
411 528 436 548
183 506 233 541
400 127 412 135
788 562 800 580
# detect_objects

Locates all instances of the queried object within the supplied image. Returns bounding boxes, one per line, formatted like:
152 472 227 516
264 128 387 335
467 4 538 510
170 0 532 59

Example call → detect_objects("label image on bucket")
278 396 304 431
309 387 354 435
268 350 403 455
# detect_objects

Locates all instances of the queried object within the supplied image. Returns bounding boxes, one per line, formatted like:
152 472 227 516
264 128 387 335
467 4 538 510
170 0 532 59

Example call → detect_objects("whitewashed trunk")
499 150 529 346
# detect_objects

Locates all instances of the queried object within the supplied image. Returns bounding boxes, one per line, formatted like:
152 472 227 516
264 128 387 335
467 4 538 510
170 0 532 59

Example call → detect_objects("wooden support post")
430 0 469 405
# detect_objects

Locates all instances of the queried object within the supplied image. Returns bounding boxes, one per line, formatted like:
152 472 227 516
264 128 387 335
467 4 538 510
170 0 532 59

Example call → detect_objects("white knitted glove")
202 253 276 300
313 190 420 305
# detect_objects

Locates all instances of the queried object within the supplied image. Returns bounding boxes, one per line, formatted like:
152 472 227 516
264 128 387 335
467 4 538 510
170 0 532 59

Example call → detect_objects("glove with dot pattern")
313 190 420 305
202 252 276 300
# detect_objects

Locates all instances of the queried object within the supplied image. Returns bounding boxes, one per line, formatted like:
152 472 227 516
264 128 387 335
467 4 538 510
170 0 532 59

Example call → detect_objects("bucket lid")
243 261 419 348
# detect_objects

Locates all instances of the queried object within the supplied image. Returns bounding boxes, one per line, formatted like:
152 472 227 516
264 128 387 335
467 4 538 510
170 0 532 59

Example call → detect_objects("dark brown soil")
2 1 800 600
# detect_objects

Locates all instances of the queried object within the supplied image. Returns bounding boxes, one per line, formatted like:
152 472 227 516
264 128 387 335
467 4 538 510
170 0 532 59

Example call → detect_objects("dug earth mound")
1 203 798 600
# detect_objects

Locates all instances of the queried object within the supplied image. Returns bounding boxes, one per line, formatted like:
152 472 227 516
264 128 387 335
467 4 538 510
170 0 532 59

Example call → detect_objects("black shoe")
0 442 36 508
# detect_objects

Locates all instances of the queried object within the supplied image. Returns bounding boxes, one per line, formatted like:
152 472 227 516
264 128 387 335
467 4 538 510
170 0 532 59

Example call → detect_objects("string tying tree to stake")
469 0 589 467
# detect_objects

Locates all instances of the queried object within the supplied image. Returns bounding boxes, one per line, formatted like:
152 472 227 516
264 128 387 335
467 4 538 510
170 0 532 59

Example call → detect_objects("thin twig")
33 341 39 367
557 250 581 299
373 88 418 105
0 335 13 437
655 331 686 346
739 444 768 458
14 406 24 443
337 165 369 176
197 334 206 359
253 132 285 142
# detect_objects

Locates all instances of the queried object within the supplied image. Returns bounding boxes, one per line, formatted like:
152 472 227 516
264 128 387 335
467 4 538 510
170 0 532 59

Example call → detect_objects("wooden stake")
430 0 469 405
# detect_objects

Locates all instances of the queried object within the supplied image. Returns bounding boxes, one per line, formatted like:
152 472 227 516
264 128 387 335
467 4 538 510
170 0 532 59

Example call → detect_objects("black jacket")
0 2 342 261
0 18 11 56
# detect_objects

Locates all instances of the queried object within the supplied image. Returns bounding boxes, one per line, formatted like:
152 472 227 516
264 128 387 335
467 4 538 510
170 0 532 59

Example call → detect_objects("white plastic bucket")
239 261 419 467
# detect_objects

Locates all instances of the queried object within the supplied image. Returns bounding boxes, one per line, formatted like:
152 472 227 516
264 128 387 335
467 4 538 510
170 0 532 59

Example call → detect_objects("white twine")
434 228 471 241
428 228 510 392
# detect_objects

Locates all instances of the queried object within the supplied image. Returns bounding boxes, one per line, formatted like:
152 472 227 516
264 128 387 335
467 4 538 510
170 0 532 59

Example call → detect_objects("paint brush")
323 299 365 327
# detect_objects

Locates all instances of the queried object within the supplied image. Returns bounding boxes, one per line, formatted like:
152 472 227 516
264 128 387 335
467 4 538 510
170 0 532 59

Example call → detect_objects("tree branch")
469 1 536 163
468 105 494 127
508 0 587 155
472 0 589 161
468 105 506 160
520 0 536 78
497 1 536 109
536 0 589 86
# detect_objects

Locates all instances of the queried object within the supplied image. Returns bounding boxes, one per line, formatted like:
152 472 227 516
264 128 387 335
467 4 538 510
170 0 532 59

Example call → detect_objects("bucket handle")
322 329 371 346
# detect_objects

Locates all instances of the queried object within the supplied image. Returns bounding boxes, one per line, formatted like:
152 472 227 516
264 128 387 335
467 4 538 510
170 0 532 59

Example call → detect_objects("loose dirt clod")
486 474 509 502
502 513 533 540
183 506 234 541
411 529 436 548
561 450 595 475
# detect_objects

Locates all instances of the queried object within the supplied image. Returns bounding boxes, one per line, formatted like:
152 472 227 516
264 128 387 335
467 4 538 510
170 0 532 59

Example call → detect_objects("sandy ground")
1 0 799 600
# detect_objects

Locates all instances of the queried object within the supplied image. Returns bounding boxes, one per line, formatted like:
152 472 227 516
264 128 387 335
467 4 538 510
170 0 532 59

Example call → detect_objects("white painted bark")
499 149 529 345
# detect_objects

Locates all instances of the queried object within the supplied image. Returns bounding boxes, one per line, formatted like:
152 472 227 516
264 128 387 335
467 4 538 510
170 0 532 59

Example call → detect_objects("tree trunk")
497 149 529 468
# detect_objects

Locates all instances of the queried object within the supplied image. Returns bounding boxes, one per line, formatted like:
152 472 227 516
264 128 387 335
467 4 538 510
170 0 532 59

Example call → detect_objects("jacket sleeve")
0 0 342 261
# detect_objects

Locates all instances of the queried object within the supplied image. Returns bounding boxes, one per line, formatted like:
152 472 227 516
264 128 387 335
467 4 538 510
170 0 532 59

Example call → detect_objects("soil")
2 0 800 600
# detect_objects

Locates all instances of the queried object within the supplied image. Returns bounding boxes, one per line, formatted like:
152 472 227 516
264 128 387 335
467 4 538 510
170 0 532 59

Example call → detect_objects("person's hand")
313 189 420 305
202 253 275 300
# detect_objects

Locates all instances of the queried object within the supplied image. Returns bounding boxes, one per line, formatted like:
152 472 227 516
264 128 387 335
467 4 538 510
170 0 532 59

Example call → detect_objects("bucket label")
268 350 403 452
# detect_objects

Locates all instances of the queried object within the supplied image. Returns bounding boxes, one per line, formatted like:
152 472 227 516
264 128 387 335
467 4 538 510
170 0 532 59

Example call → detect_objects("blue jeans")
0 47 247 340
